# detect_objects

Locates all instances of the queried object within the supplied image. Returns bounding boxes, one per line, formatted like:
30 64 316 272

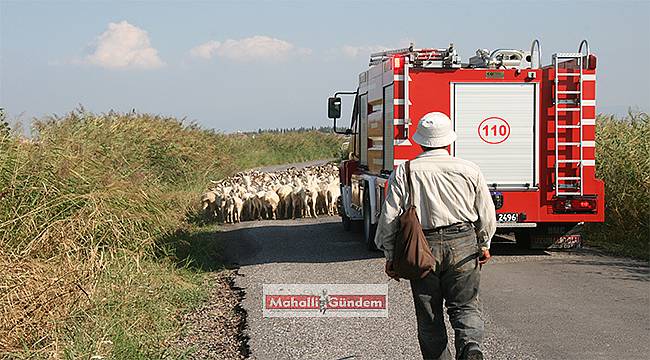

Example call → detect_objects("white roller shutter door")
452 83 537 187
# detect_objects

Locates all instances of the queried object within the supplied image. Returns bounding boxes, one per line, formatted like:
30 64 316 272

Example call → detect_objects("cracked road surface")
222 216 649 360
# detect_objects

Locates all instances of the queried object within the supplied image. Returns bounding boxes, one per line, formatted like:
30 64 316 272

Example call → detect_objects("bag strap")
405 161 413 204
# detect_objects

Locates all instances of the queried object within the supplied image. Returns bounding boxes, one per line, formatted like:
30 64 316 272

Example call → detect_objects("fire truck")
327 40 604 249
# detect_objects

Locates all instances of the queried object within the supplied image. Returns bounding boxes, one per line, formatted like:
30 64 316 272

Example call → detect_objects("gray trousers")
409 224 484 360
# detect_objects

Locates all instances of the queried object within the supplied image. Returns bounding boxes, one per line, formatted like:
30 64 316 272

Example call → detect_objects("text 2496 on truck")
328 40 604 249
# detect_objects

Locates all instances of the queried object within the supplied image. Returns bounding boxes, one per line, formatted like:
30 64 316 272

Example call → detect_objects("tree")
0 108 9 136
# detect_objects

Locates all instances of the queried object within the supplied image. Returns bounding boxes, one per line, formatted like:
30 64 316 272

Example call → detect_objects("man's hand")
385 260 400 281
478 247 491 265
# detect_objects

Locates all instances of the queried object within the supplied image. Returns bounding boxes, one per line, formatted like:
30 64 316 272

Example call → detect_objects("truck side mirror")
328 97 341 119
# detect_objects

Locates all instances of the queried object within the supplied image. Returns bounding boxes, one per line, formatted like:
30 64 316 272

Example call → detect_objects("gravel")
173 271 249 360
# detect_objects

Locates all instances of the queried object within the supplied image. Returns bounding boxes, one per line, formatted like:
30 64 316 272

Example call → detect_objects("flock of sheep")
200 163 341 223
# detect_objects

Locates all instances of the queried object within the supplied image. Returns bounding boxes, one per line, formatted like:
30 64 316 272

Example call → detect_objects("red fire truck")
328 40 604 249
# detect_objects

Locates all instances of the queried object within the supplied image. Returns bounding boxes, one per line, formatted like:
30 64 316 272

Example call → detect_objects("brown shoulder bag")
392 161 435 280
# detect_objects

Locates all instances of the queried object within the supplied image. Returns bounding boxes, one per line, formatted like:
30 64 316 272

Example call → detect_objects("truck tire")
339 195 361 232
363 190 378 251
514 230 532 249
342 212 352 231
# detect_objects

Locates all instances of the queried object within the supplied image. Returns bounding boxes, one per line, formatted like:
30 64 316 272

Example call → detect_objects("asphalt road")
221 158 649 360
221 215 649 360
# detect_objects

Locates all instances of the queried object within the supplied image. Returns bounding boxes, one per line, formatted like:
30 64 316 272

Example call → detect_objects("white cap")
411 112 457 148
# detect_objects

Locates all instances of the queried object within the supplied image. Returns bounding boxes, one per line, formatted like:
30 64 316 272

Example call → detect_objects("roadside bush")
584 111 650 259
0 108 343 358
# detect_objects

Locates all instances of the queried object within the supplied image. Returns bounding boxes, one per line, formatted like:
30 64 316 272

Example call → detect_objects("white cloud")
85 21 164 70
190 36 310 62
341 45 389 58
189 40 221 59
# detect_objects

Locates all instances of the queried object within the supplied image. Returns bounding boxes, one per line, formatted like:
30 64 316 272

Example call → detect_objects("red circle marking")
478 117 511 144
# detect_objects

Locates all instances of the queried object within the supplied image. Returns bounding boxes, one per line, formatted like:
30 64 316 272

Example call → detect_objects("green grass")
583 111 650 260
61 254 207 359
0 108 343 358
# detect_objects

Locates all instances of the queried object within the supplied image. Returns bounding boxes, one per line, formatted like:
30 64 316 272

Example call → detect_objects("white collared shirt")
374 149 497 260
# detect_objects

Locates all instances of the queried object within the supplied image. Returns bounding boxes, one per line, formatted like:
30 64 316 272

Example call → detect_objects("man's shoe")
460 342 483 360
465 349 483 360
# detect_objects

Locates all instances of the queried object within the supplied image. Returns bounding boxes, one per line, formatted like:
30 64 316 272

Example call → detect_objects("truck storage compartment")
451 83 537 188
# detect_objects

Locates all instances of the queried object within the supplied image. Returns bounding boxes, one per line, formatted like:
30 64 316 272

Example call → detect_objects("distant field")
0 109 343 358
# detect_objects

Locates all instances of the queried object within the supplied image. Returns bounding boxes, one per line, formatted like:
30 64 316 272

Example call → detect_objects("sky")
1 0 649 133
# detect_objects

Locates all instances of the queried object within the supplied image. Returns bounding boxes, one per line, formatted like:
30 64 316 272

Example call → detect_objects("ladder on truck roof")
369 43 461 68
553 40 590 196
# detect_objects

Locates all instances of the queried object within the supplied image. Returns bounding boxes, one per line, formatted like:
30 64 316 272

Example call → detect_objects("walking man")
375 112 496 360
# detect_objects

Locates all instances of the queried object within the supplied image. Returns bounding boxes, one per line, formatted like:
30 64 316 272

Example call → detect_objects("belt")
422 222 473 235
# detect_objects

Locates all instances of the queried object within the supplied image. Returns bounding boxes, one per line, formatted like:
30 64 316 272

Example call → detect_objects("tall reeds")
0 109 343 357
584 111 650 259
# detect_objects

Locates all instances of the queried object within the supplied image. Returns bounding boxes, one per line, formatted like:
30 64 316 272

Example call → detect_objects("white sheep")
262 190 280 220
291 187 306 219
326 181 341 216
275 184 294 219
232 194 244 223
200 162 340 223
200 190 218 218
305 184 320 218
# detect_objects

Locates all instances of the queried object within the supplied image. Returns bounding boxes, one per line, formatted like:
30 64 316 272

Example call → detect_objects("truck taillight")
490 191 503 210
552 197 597 213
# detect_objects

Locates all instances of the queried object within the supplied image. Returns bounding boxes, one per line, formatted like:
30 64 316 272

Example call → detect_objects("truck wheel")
363 190 378 251
339 196 350 231
342 211 352 231
514 230 532 249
